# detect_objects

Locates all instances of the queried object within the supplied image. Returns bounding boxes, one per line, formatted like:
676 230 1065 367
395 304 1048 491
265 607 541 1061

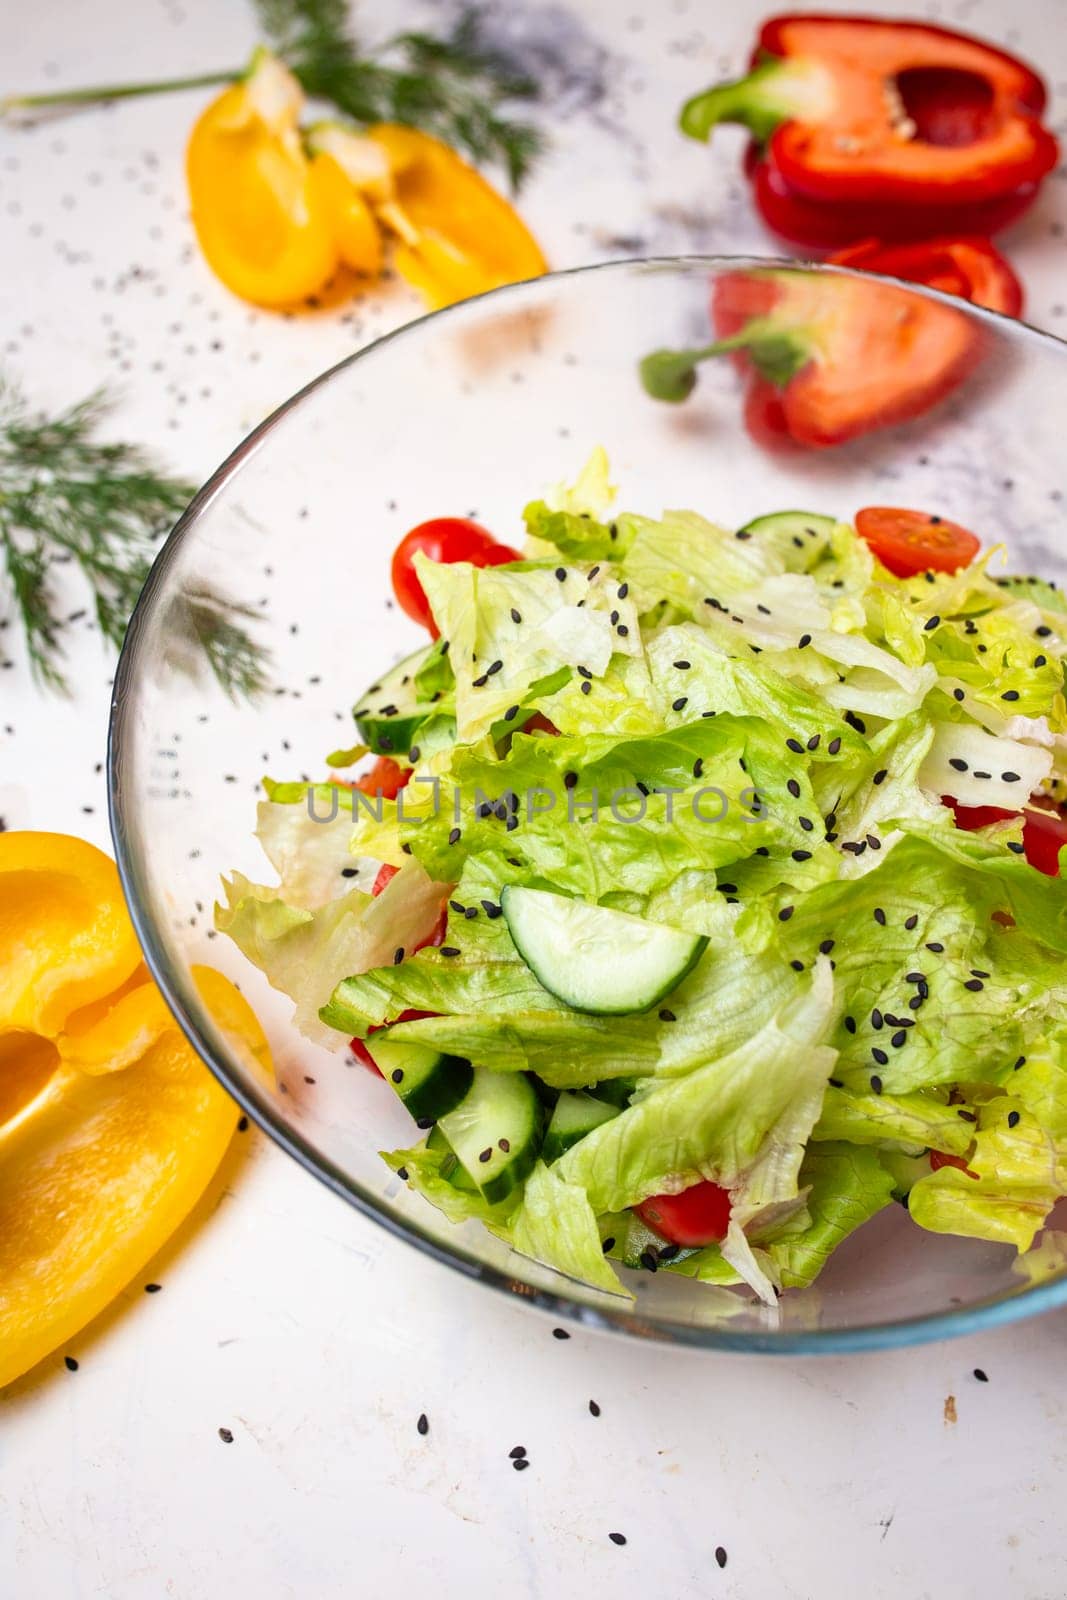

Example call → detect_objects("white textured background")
2 1 1067 1595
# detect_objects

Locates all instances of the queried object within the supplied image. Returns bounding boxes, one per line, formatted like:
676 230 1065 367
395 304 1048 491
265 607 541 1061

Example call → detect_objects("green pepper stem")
1 69 237 118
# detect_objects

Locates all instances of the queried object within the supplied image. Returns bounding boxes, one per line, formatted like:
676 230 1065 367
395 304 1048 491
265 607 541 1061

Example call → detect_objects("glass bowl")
109 258 1067 1353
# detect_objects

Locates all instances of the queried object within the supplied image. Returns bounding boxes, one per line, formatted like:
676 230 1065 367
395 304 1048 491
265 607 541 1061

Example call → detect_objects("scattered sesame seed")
819 938 835 954
590 1399 601 1416
715 1547 728 1569
64 1356 79 1372
891 1030 907 1048
870 1073 884 1091
872 769 887 786
1008 1111 1021 1129
925 942 944 953
924 615 941 631
440 946 460 957
674 659 691 671
874 908 886 926
798 634 812 649
953 688 965 702
786 738 804 754
448 827 461 845
1001 690 1020 701
417 1413 429 1436
509 1445 527 1459
659 1008 676 1022
609 1533 628 1547
904 914 918 930
552 1327 570 1340
964 978 984 992
958 1109 977 1123
554 567 566 581
872 1008 884 1029
778 905 794 921
513 1457 530 1472
845 1016 856 1034
618 583 629 598
872 1047 888 1066
218 1427 234 1443
672 696 688 712
510 608 522 624
828 737 842 754
1001 771 1020 783
792 849 812 862
505 705 520 721
973 1368 989 1383
787 779 801 799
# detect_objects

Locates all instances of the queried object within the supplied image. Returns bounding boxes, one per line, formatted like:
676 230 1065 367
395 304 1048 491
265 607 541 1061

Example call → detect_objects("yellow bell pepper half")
368 124 548 309
186 49 381 308
0 833 272 1389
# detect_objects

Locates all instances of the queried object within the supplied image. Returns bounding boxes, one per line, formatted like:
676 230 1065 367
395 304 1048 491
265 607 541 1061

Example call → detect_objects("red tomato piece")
929 1150 980 1180
952 799 1067 877
354 758 411 800
635 1180 732 1247
391 517 521 635
523 713 561 736
855 505 981 577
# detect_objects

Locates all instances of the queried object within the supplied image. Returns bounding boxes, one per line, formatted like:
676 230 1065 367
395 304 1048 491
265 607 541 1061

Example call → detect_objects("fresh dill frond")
255 0 544 187
0 377 269 697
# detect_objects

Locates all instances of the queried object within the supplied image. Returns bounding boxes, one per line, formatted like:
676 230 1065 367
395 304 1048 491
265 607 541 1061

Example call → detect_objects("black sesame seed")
845 1016 856 1034
792 849 812 862
1015 1056 1026 1070
891 1030 907 1048
953 688 965 702
715 1548 728 1570
904 914 918 930
958 1109 977 1123
924 615 941 631
870 1073 884 1092
874 908 886 926
552 1327 570 1340
440 946 460 957
509 1445 527 1459
1007 1110 1021 1129
786 738 804 755
391 1068 404 1084
787 778 801 799
513 1456 530 1472
448 827 461 845
828 737 842 754
589 1399 601 1416
973 1368 989 1383
964 978 984 992
872 769 888 786
819 938 835 954
1001 690 1020 702
610 610 619 625
798 633 812 649
799 815 814 832
617 624 629 637
867 833 882 850
478 1147 492 1164
872 1008 884 1029
1035 655 1047 667
790 959 804 971
659 1008 676 1022
693 759 704 779
417 1413 429 1436
1001 771 1020 783
218 1427 234 1443
601 1237 615 1254
609 1532 627 1547
1036 625 1053 637
674 659 691 671
872 1047 888 1067
807 734 820 751
555 566 566 581
672 696 688 712
487 659 503 676
618 583 629 598
64 1356 79 1372
1008 841 1025 854
396 1166 409 1181
778 905 794 921
906 971 925 983
393 947 405 965
581 681 592 696
510 608 522 624
925 942 944 953
639 1248 659 1272
505 705 520 721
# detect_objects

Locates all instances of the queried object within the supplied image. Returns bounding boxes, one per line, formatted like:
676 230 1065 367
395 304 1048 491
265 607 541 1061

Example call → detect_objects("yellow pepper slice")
0 833 272 1389
186 49 351 308
367 124 547 309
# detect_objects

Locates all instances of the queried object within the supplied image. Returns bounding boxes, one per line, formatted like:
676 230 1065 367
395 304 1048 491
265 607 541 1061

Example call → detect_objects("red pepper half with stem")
640 267 982 450
829 236 1023 318
682 14 1058 247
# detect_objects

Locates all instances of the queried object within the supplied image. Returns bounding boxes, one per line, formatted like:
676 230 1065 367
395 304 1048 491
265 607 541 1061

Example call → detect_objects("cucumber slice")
543 1090 620 1164
501 886 708 1015
738 510 836 571
438 1066 543 1204
589 1077 638 1109
426 1125 479 1193
365 1036 473 1123
353 643 455 758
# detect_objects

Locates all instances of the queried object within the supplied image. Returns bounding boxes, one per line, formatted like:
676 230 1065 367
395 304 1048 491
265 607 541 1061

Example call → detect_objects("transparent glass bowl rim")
108 255 1067 1353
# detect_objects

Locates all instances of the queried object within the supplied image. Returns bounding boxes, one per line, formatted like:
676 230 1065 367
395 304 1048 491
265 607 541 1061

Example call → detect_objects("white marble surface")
2 0 1067 1595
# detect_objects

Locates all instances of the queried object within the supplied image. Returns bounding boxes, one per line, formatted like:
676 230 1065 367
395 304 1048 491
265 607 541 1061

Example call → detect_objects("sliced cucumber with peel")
426 1124 479 1193
354 643 455 758
501 886 708 1015
738 511 837 571
543 1090 620 1164
365 1036 472 1123
438 1065 543 1204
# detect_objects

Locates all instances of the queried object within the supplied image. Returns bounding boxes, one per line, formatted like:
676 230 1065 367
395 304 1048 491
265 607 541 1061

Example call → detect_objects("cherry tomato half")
351 1008 438 1076
855 505 981 578
391 517 521 636
951 799 1067 877
635 1180 732 1247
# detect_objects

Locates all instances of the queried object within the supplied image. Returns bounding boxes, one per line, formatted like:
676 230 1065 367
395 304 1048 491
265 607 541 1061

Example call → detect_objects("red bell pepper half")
681 14 1058 247
829 235 1023 317
640 267 982 449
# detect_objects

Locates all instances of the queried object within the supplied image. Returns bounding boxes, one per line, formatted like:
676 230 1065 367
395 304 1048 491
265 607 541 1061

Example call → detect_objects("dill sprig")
0 377 269 697
2 2 543 189
257 0 543 188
